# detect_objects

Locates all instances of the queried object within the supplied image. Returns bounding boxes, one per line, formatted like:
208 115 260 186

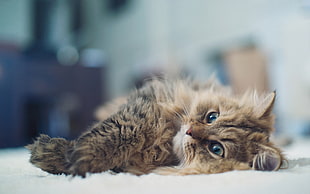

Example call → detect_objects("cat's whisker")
175 111 184 120
169 107 184 120
179 99 190 119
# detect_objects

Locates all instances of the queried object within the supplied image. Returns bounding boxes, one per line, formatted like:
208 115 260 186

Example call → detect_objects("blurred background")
0 0 310 148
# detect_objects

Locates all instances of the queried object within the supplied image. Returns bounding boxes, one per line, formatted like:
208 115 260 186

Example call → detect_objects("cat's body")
27 78 284 177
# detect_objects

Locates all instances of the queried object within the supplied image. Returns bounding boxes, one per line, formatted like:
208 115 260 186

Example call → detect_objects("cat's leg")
152 160 250 175
68 119 140 177
151 166 201 175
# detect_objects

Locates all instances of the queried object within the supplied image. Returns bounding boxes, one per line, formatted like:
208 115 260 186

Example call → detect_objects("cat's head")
175 90 284 174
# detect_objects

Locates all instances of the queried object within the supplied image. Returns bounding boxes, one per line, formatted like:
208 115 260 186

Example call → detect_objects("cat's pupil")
206 112 219 124
209 142 224 157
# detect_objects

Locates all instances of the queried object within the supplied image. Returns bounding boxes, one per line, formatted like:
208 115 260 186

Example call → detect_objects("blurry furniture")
0 50 104 148
223 46 270 94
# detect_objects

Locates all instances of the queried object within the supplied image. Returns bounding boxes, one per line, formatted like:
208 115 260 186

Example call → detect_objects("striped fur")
27 78 284 177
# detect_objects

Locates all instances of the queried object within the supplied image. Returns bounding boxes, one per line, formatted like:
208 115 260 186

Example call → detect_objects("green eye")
208 141 224 157
206 112 219 124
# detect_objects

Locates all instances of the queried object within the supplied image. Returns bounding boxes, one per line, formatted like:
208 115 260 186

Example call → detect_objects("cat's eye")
206 112 219 124
208 141 224 157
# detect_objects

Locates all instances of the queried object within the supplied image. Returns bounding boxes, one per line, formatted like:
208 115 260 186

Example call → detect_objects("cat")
26 78 284 177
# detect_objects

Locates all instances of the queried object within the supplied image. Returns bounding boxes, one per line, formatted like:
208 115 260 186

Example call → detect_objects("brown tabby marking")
26 78 284 177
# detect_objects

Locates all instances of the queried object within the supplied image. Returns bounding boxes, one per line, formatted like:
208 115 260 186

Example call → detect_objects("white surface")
1 139 310 194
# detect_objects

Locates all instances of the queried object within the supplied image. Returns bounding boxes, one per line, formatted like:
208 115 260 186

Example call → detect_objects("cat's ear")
252 145 282 171
256 91 276 118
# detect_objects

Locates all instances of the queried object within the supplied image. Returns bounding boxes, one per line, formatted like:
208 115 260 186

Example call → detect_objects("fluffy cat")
26 78 284 177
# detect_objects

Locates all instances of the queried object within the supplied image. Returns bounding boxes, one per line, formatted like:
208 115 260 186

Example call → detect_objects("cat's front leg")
68 142 113 177
152 166 202 176
68 123 125 177
152 160 251 176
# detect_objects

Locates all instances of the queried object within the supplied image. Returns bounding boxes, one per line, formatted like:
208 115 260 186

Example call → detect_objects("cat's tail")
26 134 74 175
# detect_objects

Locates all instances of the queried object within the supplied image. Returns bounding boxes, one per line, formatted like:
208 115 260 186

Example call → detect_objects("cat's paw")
69 161 91 177
26 134 71 174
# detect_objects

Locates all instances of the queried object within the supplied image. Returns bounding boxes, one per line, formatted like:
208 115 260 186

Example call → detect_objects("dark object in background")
107 0 130 14
0 51 104 148
0 0 105 148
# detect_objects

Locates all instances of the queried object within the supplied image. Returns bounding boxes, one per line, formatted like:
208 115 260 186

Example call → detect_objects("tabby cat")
27 78 284 177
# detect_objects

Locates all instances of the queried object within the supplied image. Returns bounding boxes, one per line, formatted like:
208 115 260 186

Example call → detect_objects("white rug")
1 138 310 194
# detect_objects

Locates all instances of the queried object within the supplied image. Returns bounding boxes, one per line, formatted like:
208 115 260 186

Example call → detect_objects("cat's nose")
186 128 193 136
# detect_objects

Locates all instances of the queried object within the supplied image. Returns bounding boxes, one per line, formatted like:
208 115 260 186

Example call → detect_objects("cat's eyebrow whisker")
180 99 190 118
174 110 183 120
167 106 183 120
159 101 183 120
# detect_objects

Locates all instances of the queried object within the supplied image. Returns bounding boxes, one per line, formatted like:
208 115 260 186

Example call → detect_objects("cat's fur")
26 78 284 177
